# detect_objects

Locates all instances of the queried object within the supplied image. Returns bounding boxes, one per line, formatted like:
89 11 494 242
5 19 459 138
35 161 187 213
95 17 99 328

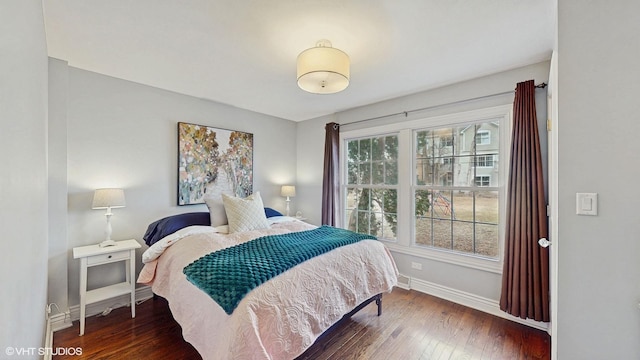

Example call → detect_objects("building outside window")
414 122 500 258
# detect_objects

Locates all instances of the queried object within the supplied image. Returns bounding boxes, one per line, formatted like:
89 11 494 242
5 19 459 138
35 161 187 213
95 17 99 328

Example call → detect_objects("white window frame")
475 130 491 145
340 105 511 273
440 136 454 147
474 175 491 187
342 134 400 241
475 154 494 168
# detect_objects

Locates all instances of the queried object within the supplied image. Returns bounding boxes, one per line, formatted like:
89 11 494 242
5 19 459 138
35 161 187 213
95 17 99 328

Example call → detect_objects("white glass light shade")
297 40 350 94
281 185 296 198
92 188 126 209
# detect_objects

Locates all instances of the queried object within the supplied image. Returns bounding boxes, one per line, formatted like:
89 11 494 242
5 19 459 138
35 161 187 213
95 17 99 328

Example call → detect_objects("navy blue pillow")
144 208 283 246
143 212 210 246
264 207 283 218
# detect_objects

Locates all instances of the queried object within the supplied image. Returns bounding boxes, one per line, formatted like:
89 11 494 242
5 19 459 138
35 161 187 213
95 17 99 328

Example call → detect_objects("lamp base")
99 239 117 248
285 198 291 217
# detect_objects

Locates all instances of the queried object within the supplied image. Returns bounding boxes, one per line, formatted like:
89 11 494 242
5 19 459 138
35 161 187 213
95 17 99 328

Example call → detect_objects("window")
475 175 491 187
345 135 398 240
414 122 500 258
440 136 453 147
341 105 510 268
475 130 490 145
475 154 494 167
441 173 453 186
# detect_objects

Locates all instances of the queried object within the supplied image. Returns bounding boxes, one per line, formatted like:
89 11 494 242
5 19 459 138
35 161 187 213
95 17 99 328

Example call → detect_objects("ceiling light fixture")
297 39 350 94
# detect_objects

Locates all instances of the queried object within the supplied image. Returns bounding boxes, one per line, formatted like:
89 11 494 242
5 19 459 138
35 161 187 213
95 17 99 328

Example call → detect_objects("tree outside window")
345 135 425 240
346 135 398 239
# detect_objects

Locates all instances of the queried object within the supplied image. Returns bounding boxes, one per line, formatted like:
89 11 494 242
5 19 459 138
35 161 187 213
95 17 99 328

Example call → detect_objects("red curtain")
500 80 550 322
321 123 340 226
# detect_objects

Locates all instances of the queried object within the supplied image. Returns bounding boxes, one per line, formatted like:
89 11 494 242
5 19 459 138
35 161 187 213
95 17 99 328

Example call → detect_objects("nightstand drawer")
87 250 130 265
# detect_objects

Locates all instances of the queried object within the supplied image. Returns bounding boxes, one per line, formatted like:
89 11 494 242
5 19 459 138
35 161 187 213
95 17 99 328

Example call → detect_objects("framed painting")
177 122 253 205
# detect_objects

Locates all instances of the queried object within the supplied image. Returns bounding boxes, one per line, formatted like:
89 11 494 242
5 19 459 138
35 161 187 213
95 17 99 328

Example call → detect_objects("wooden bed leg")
375 294 382 316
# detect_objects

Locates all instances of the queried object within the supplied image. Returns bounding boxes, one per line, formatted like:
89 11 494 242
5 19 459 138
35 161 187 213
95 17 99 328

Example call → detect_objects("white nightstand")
72 239 141 336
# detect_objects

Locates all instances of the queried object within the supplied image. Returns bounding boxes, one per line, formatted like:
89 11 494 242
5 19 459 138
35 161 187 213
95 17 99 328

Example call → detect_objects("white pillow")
203 194 228 227
213 225 229 234
222 192 270 233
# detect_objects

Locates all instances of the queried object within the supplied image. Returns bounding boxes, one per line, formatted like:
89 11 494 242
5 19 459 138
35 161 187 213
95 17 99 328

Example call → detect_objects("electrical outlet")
411 262 422 270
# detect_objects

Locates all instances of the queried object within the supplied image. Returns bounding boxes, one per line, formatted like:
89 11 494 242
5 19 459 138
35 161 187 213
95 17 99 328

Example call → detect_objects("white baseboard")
50 280 545 347
68 285 154 322
50 312 73 332
50 285 154 333
396 273 411 290
44 286 153 359
399 274 548 332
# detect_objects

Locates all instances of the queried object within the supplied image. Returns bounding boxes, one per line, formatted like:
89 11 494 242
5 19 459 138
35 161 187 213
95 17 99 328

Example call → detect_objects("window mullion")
396 129 412 247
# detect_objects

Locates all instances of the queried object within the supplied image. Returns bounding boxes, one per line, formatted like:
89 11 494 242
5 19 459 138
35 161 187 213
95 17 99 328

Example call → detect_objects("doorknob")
538 238 551 248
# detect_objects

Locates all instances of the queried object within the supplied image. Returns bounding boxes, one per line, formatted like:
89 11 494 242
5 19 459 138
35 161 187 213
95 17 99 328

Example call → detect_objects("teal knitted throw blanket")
183 225 376 315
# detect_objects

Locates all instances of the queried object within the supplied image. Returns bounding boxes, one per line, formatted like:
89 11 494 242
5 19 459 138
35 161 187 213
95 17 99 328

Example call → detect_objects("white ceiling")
43 1 555 122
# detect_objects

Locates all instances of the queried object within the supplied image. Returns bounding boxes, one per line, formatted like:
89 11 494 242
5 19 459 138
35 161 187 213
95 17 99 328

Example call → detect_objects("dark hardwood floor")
53 288 550 359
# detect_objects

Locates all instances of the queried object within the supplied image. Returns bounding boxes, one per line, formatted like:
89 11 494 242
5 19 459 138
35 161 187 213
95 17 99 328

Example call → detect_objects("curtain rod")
340 82 547 128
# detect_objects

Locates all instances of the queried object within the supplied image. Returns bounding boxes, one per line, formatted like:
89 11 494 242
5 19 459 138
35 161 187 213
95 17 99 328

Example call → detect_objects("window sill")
382 241 503 274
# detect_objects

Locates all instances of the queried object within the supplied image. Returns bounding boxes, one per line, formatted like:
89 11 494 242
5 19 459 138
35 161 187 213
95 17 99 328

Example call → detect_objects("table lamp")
92 188 126 247
280 185 296 217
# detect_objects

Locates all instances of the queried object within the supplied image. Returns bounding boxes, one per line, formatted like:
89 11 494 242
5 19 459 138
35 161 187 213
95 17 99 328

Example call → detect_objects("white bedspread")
138 220 398 360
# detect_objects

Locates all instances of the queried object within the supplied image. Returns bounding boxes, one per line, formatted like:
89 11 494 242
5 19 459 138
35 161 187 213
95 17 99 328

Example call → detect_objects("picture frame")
177 122 253 205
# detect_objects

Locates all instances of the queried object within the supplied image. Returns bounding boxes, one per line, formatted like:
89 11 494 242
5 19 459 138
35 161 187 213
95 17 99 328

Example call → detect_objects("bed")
137 200 398 360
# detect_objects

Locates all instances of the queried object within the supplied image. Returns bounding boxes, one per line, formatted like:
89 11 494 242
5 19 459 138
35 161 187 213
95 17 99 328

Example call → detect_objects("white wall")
297 62 549 304
48 58 69 311
556 2 640 358
0 0 49 355
50 66 298 307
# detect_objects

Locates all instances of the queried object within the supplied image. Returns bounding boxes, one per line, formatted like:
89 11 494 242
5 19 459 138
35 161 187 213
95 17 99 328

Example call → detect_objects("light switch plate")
576 193 598 215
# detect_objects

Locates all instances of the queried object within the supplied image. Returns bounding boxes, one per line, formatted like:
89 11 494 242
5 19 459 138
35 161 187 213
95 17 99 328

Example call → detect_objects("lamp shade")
92 188 126 209
281 185 296 198
297 40 350 94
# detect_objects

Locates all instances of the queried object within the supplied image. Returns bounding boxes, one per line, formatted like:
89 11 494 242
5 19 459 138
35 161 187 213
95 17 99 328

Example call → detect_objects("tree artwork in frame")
178 122 253 205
